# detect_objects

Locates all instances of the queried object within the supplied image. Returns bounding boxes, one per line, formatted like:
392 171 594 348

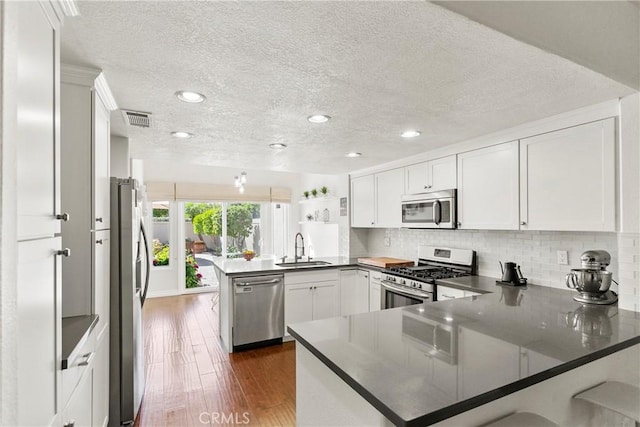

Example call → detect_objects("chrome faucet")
294 232 305 262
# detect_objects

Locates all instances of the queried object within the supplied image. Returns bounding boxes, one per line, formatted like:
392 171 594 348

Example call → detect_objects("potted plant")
306 214 314 221
303 190 310 199
311 188 318 197
320 186 328 196
192 240 206 253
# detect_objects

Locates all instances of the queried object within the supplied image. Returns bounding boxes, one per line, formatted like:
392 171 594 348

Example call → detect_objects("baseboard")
146 289 181 299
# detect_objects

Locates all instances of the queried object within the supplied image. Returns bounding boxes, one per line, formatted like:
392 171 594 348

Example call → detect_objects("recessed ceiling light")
307 114 331 124
171 131 193 138
269 143 287 149
401 130 421 138
175 90 206 103
346 152 362 158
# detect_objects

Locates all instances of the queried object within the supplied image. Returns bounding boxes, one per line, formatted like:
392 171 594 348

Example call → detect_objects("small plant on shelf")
303 190 310 199
320 186 328 196
311 188 318 197
306 214 314 221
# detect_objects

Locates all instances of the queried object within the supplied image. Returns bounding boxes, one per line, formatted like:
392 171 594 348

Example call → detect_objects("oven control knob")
417 284 422 289
400 279 406 285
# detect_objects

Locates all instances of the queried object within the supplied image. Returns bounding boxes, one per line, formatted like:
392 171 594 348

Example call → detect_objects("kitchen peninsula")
288 282 640 426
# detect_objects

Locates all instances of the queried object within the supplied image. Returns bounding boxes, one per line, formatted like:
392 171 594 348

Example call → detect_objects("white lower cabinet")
17 238 61 427
369 271 382 312
284 270 339 335
437 285 480 300
340 269 370 316
62 366 93 427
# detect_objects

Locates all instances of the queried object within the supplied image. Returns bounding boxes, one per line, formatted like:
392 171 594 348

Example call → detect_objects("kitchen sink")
275 260 332 267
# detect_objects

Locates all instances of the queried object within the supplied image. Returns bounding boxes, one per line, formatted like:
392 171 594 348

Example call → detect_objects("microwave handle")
433 200 441 225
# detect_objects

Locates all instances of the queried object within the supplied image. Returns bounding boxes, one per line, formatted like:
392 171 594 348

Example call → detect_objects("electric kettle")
499 261 527 285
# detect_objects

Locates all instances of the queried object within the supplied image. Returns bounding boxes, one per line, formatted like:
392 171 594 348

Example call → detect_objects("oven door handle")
381 281 432 300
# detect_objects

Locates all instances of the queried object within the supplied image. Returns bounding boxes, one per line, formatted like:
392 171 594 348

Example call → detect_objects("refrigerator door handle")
140 221 151 307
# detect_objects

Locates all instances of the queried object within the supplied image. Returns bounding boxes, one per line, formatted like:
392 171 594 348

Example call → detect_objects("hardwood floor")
136 293 296 426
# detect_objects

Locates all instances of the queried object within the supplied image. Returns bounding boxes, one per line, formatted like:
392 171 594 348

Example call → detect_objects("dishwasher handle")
236 278 281 287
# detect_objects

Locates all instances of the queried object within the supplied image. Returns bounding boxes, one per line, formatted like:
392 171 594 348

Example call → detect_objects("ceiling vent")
121 109 152 128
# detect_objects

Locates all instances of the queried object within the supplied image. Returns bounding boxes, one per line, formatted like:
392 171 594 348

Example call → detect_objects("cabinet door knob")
64 420 75 427
56 248 71 257
56 212 70 222
424 185 429 189
457 222 462 227
520 221 527 226
96 217 103 223
96 239 103 245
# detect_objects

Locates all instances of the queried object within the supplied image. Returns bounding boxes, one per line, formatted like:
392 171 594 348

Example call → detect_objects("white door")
312 281 340 320
405 162 429 194
520 118 615 231
284 283 313 328
351 175 375 227
428 155 457 191
457 141 520 230
17 237 61 426
16 1 59 241
93 97 111 230
375 168 404 228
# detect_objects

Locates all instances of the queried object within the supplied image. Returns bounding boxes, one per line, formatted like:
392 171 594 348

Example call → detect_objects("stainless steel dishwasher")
232 274 284 349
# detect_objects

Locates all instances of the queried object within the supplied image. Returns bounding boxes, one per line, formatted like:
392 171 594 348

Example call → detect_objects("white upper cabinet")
405 155 457 194
351 169 404 228
519 118 615 231
16 1 60 242
375 168 404 228
94 97 111 230
351 174 375 227
457 141 520 230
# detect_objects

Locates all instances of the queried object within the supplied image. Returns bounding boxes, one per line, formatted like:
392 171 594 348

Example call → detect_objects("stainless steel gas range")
381 246 476 309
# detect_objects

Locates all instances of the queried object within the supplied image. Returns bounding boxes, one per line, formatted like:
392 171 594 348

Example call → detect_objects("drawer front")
437 286 466 301
61 329 96 407
285 269 339 285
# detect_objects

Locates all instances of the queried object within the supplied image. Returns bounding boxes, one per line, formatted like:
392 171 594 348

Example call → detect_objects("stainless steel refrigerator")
110 178 150 426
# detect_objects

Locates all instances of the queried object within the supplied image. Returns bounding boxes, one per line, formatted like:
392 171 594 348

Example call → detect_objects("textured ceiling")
60 1 635 174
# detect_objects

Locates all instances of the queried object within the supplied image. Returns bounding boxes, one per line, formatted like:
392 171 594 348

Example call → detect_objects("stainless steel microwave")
401 189 457 229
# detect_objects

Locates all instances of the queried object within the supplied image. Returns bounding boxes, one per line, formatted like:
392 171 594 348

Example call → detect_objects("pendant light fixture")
234 172 247 193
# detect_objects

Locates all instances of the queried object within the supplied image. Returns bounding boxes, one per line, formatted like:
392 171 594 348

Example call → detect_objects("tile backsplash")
367 228 624 288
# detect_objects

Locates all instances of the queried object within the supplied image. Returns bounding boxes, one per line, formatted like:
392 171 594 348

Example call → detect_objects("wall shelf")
298 196 338 204
299 221 338 225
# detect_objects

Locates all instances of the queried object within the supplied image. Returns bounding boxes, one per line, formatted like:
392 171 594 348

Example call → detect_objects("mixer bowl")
565 269 612 294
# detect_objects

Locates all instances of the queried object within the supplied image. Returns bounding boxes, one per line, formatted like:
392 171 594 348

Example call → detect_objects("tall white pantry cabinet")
13 1 64 426
61 65 117 427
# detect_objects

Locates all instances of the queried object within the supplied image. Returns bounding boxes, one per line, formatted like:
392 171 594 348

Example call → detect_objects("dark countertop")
212 256 384 276
61 314 99 370
287 283 640 426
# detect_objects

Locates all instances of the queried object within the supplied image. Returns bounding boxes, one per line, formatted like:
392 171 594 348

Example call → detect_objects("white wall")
298 173 350 257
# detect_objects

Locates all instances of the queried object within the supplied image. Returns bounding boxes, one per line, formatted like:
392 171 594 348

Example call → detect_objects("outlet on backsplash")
384 237 391 247
557 250 568 265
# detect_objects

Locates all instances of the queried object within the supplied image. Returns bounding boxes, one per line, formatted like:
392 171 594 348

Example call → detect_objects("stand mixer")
565 250 618 305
